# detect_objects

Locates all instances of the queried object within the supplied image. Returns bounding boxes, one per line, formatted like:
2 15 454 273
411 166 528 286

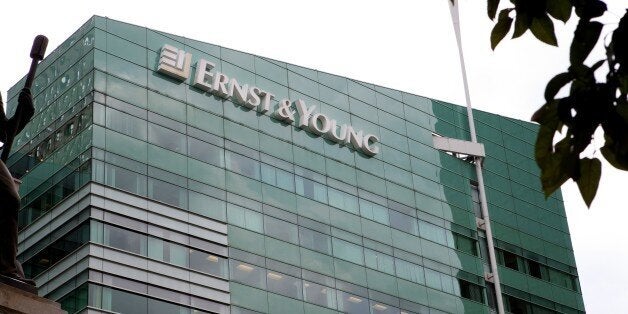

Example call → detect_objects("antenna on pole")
448 1 505 313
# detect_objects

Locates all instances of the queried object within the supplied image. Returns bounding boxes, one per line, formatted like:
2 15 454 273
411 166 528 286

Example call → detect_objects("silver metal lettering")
326 119 347 143
259 91 275 113
193 59 215 91
211 73 230 98
344 126 363 150
273 99 295 123
229 78 249 106
294 99 316 129
361 134 380 156
308 113 331 135
245 86 262 109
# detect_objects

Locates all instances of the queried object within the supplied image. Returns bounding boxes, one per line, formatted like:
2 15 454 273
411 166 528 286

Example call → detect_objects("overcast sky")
1 0 626 312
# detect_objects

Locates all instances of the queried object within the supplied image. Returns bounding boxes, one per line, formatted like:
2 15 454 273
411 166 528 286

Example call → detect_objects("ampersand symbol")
273 99 295 123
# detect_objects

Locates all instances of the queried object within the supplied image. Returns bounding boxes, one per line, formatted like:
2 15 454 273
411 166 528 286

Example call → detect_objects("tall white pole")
448 2 505 313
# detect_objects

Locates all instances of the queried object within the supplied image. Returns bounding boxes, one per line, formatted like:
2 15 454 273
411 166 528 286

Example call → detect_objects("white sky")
1 0 626 312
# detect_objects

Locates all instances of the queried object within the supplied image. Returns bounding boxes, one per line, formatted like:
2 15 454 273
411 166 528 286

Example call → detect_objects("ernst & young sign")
157 44 380 156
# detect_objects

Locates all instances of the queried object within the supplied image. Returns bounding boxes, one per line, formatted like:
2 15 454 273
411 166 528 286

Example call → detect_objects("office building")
6 16 584 313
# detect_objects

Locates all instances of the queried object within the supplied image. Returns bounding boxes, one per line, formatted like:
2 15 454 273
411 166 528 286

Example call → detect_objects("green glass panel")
366 269 398 296
105 129 147 163
397 279 429 305
268 293 304 314
226 171 262 201
333 259 367 287
107 75 147 108
300 248 334 277
188 190 226 221
231 283 269 313
228 226 265 256
106 33 147 66
265 237 301 266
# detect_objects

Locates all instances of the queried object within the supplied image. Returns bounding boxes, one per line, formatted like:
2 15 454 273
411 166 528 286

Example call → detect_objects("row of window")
18 157 91 230
229 202 480 290
91 90 479 220
12 50 95 155
58 282 220 314
22 221 89 279
10 103 92 179
498 249 578 291
230 258 483 314
95 139 479 260
223 149 479 254
93 221 228 279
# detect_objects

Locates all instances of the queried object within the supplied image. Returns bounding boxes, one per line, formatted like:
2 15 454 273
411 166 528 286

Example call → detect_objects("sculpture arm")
6 88 34 136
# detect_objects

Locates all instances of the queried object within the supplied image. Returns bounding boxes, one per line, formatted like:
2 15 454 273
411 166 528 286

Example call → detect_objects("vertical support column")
448 2 505 313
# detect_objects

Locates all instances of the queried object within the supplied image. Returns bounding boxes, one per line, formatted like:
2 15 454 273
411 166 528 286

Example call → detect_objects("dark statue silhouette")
0 35 47 293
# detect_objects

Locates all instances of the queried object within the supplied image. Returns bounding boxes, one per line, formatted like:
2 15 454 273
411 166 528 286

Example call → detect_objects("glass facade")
7 16 584 314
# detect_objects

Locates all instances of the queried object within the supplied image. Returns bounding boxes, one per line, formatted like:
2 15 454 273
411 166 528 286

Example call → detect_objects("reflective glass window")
187 137 224 167
359 199 389 225
105 164 147 196
106 107 147 140
266 270 302 299
101 286 148 314
148 237 188 267
103 224 147 255
295 176 328 203
419 221 447 246
395 258 425 284
264 216 298 244
230 260 266 289
389 210 418 235
189 249 228 278
227 204 263 233
454 234 478 256
333 238 364 265
303 281 337 309
299 227 332 255
148 178 187 208
364 249 395 275
369 300 399 314
328 188 359 214
148 123 186 154
337 290 369 314
226 151 261 180
459 279 484 303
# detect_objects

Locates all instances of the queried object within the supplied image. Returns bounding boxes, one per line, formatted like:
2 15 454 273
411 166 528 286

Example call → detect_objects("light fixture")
267 272 283 280
347 296 362 303
236 264 254 272
206 255 218 262
372 304 388 311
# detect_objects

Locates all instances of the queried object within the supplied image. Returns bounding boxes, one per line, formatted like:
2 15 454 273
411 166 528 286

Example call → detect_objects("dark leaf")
610 10 628 70
534 125 555 164
491 9 514 50
547 0 572 23
530 14 558 46
513 11 531 38
601 118 628 171
488 0 501 19
576 158 601 207
574 0 607 20
570 20 603 65
544 72 574 101
601 145 628 171
532 100 561 130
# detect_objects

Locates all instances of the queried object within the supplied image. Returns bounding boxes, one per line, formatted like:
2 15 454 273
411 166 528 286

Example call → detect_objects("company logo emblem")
157 44 192 80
